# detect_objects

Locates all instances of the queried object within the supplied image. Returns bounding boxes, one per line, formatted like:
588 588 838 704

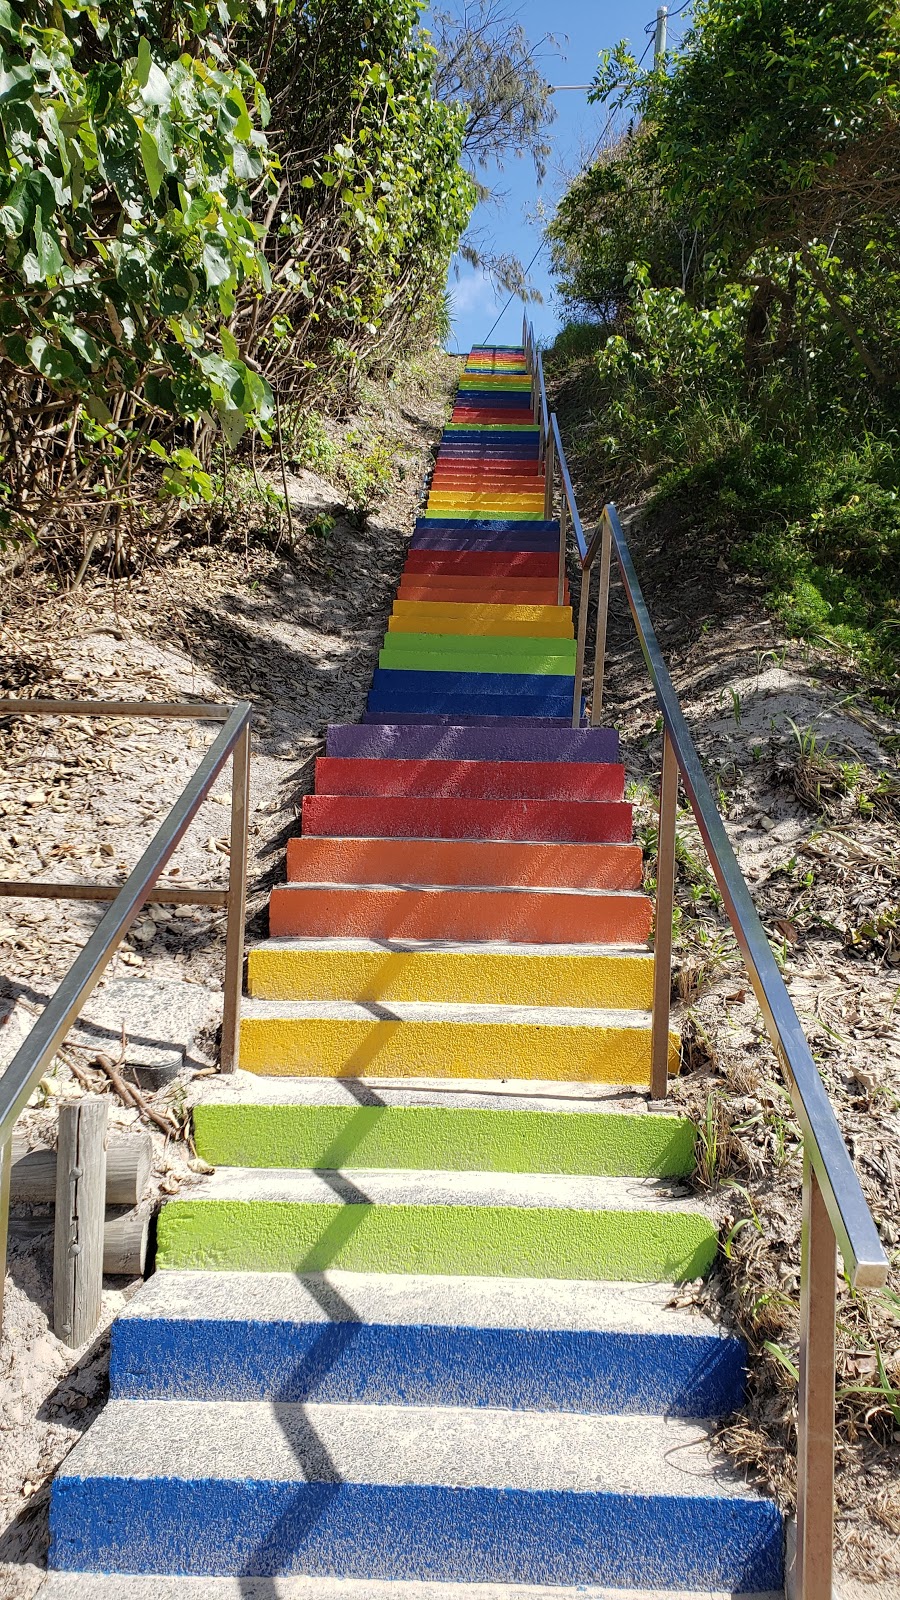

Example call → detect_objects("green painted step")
378 650 574 676
381 632 577 659
192 1105 697 1177
156 1198 717 1283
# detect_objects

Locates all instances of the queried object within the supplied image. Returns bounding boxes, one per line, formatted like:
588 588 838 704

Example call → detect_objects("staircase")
44 346 784 1596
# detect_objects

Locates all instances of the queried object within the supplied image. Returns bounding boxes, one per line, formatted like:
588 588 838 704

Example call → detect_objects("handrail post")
590 513 612 723
796 1155 837 1600
545 428 555 523
221 716 251 1073
572 553 591 728
650 729 677 1098
0 1135 10 1336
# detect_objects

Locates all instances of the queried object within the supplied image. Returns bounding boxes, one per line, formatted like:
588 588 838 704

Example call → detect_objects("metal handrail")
0 697 252 1333
523 315 888 1600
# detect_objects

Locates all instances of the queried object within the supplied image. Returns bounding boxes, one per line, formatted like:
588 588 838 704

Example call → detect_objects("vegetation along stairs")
44 347 784 1596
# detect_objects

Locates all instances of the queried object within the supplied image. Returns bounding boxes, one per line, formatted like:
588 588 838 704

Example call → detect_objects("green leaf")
0 1 22 38
202 236 233 288
216 400 246 448
140 125 166 197
27 335 78 385
58 321 101 368
141 63 172 110
220 325 239 361
85 394 114 424
136 36 152 88
0 54 33 105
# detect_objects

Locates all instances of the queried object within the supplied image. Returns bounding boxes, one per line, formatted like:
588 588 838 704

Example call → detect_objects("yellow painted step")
248 944 655 1009
239 1004 680 1083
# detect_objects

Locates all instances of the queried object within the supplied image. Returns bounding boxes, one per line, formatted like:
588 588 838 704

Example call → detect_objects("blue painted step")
367 693 581 717
370 669 574 698
108 1273 746 1415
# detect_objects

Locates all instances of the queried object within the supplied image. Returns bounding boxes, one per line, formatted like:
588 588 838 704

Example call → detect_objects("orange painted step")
270 883 652 944
313 758 626 803
397 576 568 598
301 795 633 843
285 835 643 890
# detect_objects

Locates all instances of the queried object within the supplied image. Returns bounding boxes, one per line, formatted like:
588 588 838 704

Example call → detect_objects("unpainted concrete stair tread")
57 1399 763 1499
174 1168 705 1212
240 999 655 1028
41 1577 782 1599
191 1071 654 1112
250 937 653 959
121 1268 728 1338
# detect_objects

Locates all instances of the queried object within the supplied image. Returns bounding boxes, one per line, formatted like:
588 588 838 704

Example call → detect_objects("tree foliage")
0 0 473 572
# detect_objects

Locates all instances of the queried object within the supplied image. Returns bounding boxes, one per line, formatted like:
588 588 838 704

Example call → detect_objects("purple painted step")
410 533 560 552
327 722 620 763
361 712 574 726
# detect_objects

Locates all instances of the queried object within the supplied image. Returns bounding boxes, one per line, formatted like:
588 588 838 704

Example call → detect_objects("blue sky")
437 0 689 353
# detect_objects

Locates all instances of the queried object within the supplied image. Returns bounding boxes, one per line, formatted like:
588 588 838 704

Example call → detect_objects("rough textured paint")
236 1014 678 1080
156 1200 716 1281
312 759 624 802
192 1106 696 1176
324 723 620 762
302 793 633 845
110 1317 746 1414
48 1479 782 1589
248 941 652 1001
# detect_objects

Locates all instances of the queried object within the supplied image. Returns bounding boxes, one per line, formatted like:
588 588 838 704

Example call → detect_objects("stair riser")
324 725 619 762
269 886 651 944
395 588 567 605
110 1320 744 1414
285 835 642 888
192 1107 692 1176
237 1018 676 1081
378 654 575 677
402 553 558 573
302 796 632 844
248 944 651 1003
312 759 625 802
362 712 573 726
155 1201 717 1282
410 530 556 546
366 695 579 718
48 1480 781 1589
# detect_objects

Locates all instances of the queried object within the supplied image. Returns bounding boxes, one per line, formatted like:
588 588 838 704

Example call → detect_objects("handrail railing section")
522 314 888 1600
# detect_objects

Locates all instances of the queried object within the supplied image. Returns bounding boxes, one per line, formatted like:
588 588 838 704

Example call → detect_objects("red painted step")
403 552 559 576
285 835 643 890
313 758 626 803
302 794 634 844
270 883 652 944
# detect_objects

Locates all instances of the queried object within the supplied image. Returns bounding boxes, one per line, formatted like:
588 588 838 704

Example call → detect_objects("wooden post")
54 1097 108 1346
590 517 612 724
0 1135 11 1337
221 718 251 1073
650 730 678 1099
796 1156 837 1600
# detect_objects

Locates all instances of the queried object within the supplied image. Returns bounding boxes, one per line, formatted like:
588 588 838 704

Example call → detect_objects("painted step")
312 759 625 802
248 938 652 1003
269 883 651 944
402 552 559 574
284 836 640 887
325 723 620 762
371 672 576 700
377 653 574 678
380 632 576 658
155 1169 712 1280
48 1399 781 1588
366 694 580 719
41 1580 784 1600
301 795 632 844
395 586 566 605
237 998 676 1080
192 1101 691 1176
108 1269 744 1415
410 529 556 546
388 610 572 637
362 712 573 726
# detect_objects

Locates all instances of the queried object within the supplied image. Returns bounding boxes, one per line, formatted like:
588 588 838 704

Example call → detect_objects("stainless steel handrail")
523 315 888 1600
0 697 252 1334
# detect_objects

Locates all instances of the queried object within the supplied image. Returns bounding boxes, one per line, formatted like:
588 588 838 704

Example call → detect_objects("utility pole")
654 5 668 64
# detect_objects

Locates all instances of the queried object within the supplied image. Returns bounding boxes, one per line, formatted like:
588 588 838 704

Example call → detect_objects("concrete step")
324 723 619 762
190 1071 653 1110
268 882 652 944
312 759 625 802
283 837 642 889
387 608 573 637
377 653 575 677
410 529 558 549
49 1400 782 1588
301 793 632 844
155 1168 715 1281
401 552 557 575
42 1580 783 1600
108 1269 745 1414
380 632 576 657
361 712 573 726
237 996 675 1082
191 1097 694 1176
248 935 651 1001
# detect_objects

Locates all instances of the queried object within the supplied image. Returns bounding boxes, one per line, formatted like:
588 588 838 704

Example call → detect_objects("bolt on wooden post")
54 1097 108 1346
